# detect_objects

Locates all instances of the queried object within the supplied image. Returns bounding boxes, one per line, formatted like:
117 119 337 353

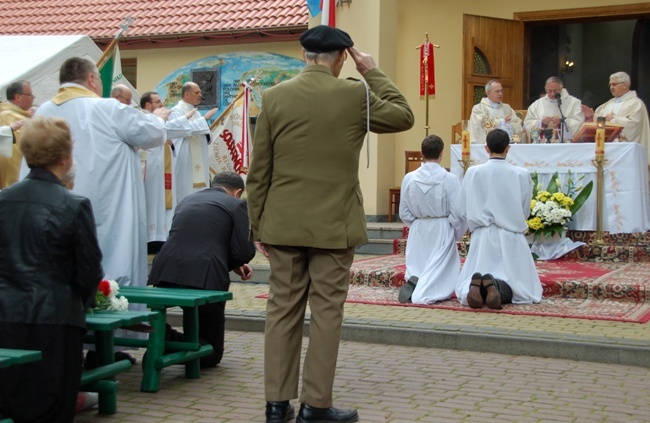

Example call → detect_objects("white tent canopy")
0 35 138 106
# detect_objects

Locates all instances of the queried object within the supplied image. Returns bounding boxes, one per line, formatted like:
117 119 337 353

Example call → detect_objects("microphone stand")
556 93 567 143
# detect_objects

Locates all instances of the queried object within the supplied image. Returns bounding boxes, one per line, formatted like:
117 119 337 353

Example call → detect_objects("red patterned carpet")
344 256 650 323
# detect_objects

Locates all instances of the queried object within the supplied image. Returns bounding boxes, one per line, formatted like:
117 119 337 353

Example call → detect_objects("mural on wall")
155 51 304 177
154 51 304 117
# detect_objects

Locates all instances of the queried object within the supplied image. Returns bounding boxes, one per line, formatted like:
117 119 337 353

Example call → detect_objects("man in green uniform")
247 25 414 423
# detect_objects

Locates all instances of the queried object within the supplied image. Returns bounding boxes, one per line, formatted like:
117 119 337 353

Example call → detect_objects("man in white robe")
581 71 650 164
169 82 218 203
455 129 542 308
398 134 465 304
469 80 522 144
140 91 195 247
27 57 168 290
524 76 583 142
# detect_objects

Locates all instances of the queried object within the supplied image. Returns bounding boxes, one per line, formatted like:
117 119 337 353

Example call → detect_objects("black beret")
300 25 354 53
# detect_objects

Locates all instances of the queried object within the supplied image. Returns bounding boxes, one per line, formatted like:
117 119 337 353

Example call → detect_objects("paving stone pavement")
75 330 650 422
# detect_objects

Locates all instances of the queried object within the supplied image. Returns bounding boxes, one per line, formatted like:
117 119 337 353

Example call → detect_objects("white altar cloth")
450 143 650 233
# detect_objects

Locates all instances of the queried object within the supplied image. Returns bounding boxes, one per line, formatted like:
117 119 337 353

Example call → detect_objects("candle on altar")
461 120 470 157
595 116 606 156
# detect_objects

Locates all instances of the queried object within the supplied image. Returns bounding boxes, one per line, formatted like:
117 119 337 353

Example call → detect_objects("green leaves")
570 180 593 215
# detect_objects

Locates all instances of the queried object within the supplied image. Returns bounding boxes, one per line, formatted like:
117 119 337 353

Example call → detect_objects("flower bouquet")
527 170 593 242
90 279 129 312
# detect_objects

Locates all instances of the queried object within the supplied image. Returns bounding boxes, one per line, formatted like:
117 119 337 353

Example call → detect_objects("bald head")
181 82 203 106
111 84 133 105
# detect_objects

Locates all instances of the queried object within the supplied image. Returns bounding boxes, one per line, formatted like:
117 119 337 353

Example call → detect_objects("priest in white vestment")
469 80 523 144
140 91 196 244
455 129 542 307
398 135 465 304
169 82 218 203
524 76 584 142
25 58 167 292
581 71 650 164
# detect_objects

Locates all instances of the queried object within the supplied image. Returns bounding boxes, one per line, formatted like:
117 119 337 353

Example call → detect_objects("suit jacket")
0 168 103 328
247 65 414 249
148 187 255 291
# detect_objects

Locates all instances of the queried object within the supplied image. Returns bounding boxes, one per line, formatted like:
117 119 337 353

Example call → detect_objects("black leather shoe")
266 401 295 423
398 275 418 303
467 272 484 308
297 403 358 423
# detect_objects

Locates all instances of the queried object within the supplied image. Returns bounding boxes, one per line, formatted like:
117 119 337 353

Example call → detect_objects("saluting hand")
348 47 377 76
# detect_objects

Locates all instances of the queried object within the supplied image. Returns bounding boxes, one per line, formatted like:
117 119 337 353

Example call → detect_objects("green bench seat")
116 286 232 392
0 348 42 369
84 310 159 414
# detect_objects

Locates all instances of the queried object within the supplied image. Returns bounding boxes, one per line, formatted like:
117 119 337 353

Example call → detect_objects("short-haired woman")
0 117 103 423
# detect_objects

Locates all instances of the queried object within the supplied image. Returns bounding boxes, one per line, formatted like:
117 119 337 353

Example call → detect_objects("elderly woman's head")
20 117 73 171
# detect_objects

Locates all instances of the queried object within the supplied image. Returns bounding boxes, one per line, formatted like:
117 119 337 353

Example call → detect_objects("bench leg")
182 306 201 379
93 332 117 414
140 309 165 393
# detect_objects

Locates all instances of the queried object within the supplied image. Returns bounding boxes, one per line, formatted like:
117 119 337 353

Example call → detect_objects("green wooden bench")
116 286 233 393
84 310 160 414
0 348 42 369
0 348 42 422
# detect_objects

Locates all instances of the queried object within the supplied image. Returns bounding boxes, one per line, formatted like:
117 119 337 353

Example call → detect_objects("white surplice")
142 113 194 242
524 89 583 142
169 100 213 203
594 90 650 163
30 84 166 289
399 162 466 304
469 98 522 144
454 158 542 305
0 126 12 158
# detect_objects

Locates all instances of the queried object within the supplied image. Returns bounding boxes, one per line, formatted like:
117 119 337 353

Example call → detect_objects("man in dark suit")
148 171 255 368
247 25 414 423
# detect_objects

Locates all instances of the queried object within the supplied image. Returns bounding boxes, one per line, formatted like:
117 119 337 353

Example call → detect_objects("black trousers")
493 278 514 304
0 323 84 423
157 281 226 368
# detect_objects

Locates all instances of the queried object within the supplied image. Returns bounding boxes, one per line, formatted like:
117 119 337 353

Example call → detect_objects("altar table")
450 142 650 233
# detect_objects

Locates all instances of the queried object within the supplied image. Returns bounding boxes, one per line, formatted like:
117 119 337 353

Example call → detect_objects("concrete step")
355 238 394 255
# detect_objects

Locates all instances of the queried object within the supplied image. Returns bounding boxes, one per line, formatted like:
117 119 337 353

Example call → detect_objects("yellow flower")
530 199 537 209
527 217 544 230
536 191 551 201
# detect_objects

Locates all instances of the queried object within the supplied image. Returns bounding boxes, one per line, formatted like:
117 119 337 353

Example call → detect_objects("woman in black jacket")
0 117 103 423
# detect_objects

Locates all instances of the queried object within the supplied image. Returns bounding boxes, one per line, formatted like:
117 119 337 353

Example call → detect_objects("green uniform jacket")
247 65 414 249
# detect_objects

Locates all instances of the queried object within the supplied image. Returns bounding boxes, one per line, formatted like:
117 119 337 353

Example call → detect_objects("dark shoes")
467 272 484 308
482 273 503 310
398 275 418 303
297 404 359 423
266 401 295 423
466 273 504 310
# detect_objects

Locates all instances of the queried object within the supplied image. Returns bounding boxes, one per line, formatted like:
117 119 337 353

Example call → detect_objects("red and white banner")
321 0 336 27
209 83 253 178
419 41 435 96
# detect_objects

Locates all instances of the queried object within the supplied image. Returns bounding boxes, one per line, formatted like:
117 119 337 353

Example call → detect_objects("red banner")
419 42 435 96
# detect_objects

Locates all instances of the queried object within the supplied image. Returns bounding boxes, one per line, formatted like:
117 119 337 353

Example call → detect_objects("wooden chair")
388 151 424 222
515 109 527 121
451 121 463 144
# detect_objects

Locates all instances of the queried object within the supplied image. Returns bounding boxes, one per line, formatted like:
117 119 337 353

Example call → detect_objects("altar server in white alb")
469 80 523 144
140 91 196 246
524 76 584 142
455 129 542 309
581 71 650 163
28 57 168 291
397 134 465 304
169 82 219 203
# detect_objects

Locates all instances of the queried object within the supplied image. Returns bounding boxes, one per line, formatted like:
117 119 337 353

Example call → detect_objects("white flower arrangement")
92 279 129 311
